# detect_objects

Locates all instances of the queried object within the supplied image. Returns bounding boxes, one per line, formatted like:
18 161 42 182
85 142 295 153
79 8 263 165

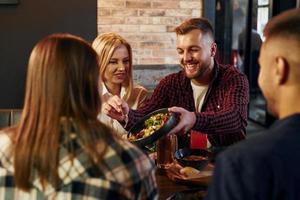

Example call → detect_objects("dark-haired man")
205 8 300 200
103 17 249 148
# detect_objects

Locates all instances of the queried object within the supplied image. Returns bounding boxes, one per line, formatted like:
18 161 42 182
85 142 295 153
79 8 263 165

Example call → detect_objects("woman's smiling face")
103 44 130 85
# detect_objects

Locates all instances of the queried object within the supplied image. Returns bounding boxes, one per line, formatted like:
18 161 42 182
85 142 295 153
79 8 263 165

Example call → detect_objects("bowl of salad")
127 108 178 147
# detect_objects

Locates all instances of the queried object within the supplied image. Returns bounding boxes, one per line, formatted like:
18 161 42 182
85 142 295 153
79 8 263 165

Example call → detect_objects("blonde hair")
92 32 133 101
13 33 112 191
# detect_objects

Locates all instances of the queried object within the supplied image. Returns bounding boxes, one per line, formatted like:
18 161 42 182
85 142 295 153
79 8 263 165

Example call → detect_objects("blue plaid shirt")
0 131 158 200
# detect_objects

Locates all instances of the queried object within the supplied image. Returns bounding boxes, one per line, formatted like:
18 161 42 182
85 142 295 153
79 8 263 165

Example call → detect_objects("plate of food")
174 148 213 170
127 108 178 147
166 163 214 186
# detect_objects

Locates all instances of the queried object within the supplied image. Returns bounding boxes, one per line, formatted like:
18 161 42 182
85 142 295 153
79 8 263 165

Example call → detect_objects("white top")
98 83 148 136
190 81 211 148
191 81 209 112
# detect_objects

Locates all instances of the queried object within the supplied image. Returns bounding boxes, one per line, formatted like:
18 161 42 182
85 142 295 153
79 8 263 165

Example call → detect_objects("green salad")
128 112 170 141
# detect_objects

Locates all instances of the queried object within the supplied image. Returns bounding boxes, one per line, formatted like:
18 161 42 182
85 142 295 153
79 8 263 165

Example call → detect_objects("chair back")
0 109 22 129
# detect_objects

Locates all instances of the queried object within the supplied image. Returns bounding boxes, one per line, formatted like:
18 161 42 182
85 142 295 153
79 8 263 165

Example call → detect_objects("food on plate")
179 166 201 177
128 112 170 141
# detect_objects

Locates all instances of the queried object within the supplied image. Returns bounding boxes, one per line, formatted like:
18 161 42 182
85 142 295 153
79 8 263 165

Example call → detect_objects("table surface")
156 168 210 200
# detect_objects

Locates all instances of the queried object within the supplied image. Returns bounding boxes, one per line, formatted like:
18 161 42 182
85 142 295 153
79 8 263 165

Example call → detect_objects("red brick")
180 1 201 9
161 41 176 49
111 9 138 17
111 25 140 32
98 25 112 33
152 17 173 25
126 1 151 8
140 25 167 33
152 49 178 57
164 56 179 64
99 25 140 33
152 34 176 42
173 16 190 24
139 9 166 17
98 1 125 8
192 9 202 16
165 9 193 16
139 58 166 65
123 34 152 42
152 1 180 9
98 8 110 16
134 49 152 56
128 41 139 49
97 0 204 65
126 17 152 24
98 17 125 25
140 41 164 49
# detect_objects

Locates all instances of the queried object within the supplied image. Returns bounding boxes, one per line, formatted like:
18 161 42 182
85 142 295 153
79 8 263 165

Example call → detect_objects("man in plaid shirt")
103 18 249 148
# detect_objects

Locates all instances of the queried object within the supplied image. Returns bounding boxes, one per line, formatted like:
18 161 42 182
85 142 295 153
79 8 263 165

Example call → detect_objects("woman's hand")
102 95 129 122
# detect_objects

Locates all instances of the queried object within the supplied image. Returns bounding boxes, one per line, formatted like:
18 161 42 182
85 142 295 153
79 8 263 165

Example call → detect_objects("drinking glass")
156 134 177 169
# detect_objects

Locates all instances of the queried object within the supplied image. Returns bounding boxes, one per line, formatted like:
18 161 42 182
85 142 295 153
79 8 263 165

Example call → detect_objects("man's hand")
102 95 129 122
168 106 196 135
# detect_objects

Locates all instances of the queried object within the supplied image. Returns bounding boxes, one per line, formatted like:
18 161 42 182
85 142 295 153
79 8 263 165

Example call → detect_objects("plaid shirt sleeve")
194 65 249 146
0 132 158 200
125 62 249 147
125 75 173 130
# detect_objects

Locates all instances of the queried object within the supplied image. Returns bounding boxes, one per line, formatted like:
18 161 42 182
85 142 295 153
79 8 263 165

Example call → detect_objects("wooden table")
156 168 210 200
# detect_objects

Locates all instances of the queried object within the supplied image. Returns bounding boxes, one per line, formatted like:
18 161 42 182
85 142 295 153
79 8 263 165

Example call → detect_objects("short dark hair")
264 8 300 41
174 18 214 39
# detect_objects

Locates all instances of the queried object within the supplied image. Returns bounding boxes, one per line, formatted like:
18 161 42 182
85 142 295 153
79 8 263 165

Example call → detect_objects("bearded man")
103 18 249 149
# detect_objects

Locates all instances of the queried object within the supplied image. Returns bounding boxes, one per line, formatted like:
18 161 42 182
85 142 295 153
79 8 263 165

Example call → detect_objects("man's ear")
275 57 289 85
211 42 217 57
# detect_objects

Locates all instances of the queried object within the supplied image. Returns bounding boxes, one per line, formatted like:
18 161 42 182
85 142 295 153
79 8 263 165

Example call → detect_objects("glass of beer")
156 134 177 169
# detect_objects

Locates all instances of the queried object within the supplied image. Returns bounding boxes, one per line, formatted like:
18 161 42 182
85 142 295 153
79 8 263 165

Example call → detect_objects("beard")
181 60 210 80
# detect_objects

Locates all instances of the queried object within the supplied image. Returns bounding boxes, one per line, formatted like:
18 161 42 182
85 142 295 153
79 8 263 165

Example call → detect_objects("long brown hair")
13 33 111 191
92 32 133 101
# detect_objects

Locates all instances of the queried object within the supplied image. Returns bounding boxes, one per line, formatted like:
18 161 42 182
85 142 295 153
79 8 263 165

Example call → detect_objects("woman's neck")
105 82 121 96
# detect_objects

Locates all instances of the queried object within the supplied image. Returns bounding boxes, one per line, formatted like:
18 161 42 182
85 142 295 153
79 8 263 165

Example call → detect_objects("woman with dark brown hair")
0 33 157 199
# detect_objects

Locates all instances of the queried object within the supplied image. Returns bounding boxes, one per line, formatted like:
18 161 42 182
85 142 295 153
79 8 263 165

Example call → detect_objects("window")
257 0 270 40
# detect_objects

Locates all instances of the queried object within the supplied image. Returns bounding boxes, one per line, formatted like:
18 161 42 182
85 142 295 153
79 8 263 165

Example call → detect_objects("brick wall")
97 0 203 65
97 0 203 88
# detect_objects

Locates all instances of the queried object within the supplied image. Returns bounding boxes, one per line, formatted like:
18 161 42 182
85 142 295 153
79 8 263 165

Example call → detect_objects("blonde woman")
0 33 157 199
92 32 149 136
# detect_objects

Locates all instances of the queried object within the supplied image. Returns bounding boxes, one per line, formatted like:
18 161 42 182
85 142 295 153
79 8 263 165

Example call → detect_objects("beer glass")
156 134 177 169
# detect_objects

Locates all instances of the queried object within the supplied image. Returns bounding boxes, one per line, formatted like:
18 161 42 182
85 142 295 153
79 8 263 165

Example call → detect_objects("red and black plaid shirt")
126 62 249 147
